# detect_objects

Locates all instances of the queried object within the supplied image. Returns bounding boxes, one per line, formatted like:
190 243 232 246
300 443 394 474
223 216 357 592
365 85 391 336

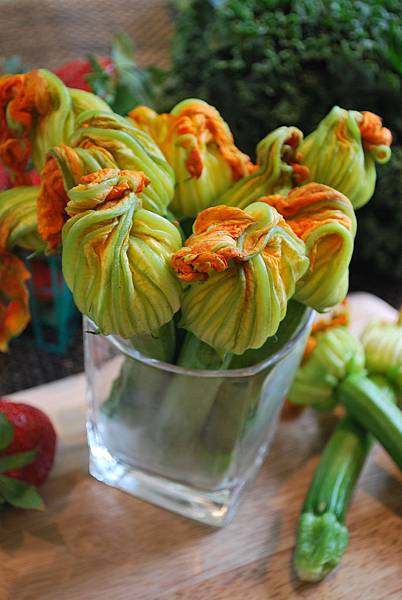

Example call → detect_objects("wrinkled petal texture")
70 111 175 216
303 300 349 360
361 319 402 393
0 70 77 184
130 99 253 218
62 169 182 337
0 252 30 351
172 202 309 354
263 183 356 311
0 186 44 252
0 72 48 185
288 327 365 408
299 106 392 209
221 126 308 210
37 146 86 251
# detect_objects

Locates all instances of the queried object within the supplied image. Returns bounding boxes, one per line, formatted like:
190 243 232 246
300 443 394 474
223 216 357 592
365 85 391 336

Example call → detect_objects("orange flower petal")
174 103 253 180
37 152 72 252
131 102 253 181
261 183 354 241
0 72 50 184
0 252 30 351
171 205 255 281
358 111 392 152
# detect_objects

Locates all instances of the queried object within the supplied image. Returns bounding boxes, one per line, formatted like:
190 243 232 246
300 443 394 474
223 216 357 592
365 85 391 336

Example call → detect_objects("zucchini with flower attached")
292 313 402 581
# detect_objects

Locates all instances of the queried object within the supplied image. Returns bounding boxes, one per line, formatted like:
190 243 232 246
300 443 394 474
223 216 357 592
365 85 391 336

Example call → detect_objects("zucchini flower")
68 88 112 117
129 99 253 218
38 110 175 251
262 183 356 311
37 143 116 251
289 318 402 466
220 126 309 209
292 313 402 582
0 186 46 350
299 107 392 209
0 251 30 352
361 313 402 396
69 110 175 216
171 202 309 354
0 69 75 183
288 327 365 410
0 186 44 252
61 168 182 337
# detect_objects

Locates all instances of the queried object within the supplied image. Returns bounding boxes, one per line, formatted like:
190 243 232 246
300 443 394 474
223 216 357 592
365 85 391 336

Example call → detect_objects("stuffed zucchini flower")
0 69 75 184
171 202 309 354
129 99 253 218
262 183 356 311
299 107 392 209
220 126 309 210
361 313 402 395
61 168 182 337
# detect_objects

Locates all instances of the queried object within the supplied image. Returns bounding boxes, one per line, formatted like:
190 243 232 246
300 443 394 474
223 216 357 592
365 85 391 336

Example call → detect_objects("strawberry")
53 57 114 91
0 400 57 509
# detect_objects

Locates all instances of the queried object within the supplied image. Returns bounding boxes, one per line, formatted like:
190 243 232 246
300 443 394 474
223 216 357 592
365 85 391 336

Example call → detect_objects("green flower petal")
288 327 365 409
361 317 402 394
62 169 182 337
221 126 307 209
300 106 392 209
173 202 308 354
130 99 252 218
0 186 44 252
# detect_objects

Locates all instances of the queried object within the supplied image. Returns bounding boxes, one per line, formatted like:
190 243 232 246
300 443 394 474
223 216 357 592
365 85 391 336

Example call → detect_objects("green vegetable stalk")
154 334 232 468
338 375 402 469
289 324 402 467
293 314 402 581
294 415 372 582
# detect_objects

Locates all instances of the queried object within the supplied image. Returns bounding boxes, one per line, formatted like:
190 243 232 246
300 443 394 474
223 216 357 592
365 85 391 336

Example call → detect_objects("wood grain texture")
1 374 401 600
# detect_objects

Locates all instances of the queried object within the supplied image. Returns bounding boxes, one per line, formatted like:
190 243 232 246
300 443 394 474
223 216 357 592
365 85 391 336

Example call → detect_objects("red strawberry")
0 400 57 509
53 57 114 91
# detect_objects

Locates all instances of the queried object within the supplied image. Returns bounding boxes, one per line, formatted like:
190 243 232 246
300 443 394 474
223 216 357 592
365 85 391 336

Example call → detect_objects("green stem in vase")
202 302 311 472
155 332 232 457
102 320 177 420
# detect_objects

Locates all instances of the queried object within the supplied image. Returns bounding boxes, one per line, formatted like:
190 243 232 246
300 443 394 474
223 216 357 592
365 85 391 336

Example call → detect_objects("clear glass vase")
85 307 313 527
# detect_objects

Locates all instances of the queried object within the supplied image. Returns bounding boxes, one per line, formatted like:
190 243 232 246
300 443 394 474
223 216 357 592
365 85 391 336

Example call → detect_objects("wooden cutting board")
1 294 401 600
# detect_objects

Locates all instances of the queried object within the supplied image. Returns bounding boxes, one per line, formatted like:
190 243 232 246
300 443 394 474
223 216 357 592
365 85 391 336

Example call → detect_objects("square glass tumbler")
85 308 313 527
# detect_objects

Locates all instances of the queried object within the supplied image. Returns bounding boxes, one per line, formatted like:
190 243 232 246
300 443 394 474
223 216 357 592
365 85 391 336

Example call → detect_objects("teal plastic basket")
23 254 79 353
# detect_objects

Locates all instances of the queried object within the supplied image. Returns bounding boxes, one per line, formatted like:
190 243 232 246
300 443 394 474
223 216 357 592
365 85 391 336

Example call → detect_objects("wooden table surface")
1 295 402 600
